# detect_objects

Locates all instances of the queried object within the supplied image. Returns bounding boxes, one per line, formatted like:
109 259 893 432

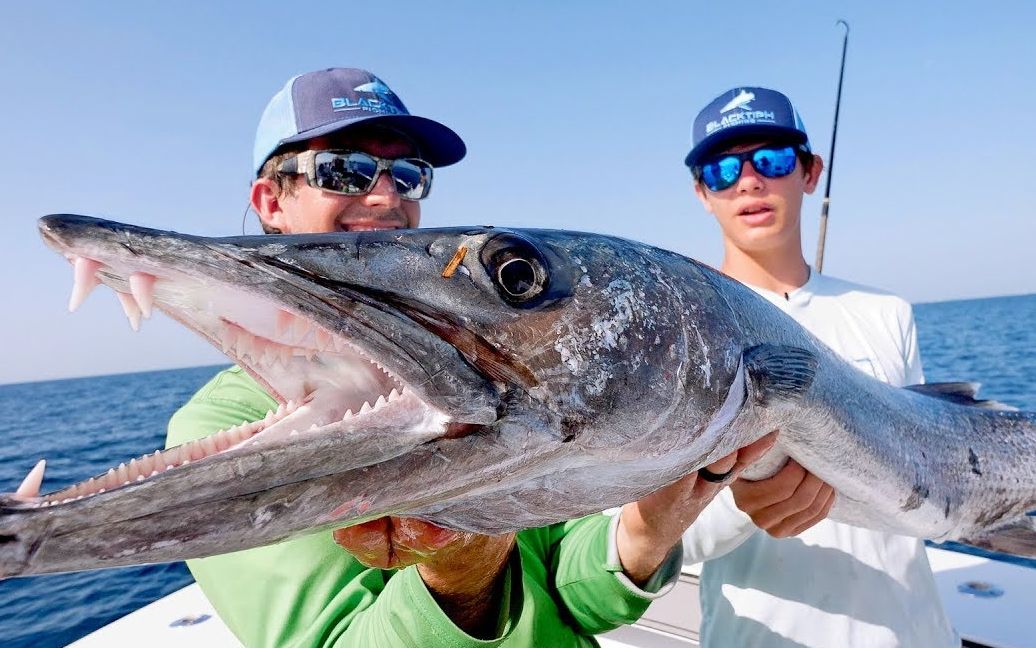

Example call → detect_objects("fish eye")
480 234 550 306
497 257 538 298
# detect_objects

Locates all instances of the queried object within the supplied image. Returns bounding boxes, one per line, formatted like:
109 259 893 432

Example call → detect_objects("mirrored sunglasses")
697 145 800 192
278 150 434 201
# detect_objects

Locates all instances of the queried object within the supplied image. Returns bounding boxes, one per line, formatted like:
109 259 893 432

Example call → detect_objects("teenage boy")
681 86 959 647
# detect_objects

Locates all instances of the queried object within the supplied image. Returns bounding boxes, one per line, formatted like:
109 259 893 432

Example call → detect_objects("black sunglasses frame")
693 144 811 191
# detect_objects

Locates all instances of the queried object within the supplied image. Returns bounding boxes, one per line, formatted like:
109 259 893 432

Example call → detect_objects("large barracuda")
2 214 1034 577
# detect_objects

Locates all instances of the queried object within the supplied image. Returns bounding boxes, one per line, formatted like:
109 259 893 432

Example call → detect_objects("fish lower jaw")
244 385 448 447
32 386 448 509
30 400 304 508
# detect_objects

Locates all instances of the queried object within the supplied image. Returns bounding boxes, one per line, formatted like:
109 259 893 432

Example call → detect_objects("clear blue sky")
2 1 1034 384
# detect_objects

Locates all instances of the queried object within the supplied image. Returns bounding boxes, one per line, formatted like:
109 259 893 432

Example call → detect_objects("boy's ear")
803 154 824 194
693 180 716 214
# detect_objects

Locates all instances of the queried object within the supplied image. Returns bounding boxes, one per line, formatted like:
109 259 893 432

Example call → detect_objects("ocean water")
2 294 1036 646
0 365 225 647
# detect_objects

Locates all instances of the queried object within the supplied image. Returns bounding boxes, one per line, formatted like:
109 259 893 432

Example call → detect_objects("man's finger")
780 487 837 538
701 451 738 479
333 518 392 568
732 431 779 470
750 470 827 529
697 430 780 486
731 460 808 512
393 517 467 553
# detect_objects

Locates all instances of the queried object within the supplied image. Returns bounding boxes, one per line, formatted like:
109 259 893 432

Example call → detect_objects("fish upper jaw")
33 214 500 510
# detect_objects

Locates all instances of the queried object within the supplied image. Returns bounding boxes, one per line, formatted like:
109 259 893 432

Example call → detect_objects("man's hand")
730 459 836 538
617 432 778 585
332 517 515 638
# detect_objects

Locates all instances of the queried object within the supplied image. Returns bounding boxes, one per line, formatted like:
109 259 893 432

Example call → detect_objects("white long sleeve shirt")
683 270 959 647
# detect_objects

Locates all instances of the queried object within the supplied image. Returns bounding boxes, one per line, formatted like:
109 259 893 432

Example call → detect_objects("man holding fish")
156 67 810 647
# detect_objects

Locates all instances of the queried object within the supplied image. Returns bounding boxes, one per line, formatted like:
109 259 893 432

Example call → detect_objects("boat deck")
69 547 1034 648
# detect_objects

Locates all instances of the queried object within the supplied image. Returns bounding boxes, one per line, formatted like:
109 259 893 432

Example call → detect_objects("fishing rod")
815 19 850 274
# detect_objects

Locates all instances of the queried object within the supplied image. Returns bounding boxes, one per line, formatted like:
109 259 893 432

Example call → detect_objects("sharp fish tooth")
15 460 46 499
261 344 278 367
200 436 218 456
188 441 206 462
359 401 372 414
164 447 181 467
115 292 142 332
214 431 231 452
291 318 312 345
238 333 255 362
374 394 386 408
221 325 237 355
128 273 156 319
68 257 102 313
276 309 294 337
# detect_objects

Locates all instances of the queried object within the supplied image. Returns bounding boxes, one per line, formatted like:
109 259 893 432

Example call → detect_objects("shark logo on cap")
353 79 397 100
331 77 404 115
720 89 755 113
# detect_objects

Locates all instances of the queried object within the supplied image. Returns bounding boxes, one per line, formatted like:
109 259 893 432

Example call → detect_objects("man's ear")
250 178 287 233
693 180 715 215
803 154 824 195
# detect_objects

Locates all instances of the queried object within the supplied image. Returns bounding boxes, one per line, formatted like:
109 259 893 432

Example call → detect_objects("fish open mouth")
30 221 488 509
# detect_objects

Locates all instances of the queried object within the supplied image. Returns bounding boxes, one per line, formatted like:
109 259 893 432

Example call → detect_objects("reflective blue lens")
701 157 744 192
752 147 798 178
699 146 799 191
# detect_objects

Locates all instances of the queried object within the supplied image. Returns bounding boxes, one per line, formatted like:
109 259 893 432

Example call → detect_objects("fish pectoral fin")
959 515 1036 559
742 344 819 406
905 382 1019 411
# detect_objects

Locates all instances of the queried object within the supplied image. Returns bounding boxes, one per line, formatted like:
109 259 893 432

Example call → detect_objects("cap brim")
281 114 466 167
685 125 807 168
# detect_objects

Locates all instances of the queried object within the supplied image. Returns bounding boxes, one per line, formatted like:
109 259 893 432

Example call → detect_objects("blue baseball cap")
253 68 466 176
684 87 810 168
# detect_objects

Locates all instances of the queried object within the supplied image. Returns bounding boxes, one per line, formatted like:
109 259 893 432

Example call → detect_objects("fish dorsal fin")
743 344 819 406
905 382 1018 411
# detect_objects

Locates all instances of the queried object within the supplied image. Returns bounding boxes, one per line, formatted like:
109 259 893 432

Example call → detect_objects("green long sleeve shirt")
167 366 676 648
